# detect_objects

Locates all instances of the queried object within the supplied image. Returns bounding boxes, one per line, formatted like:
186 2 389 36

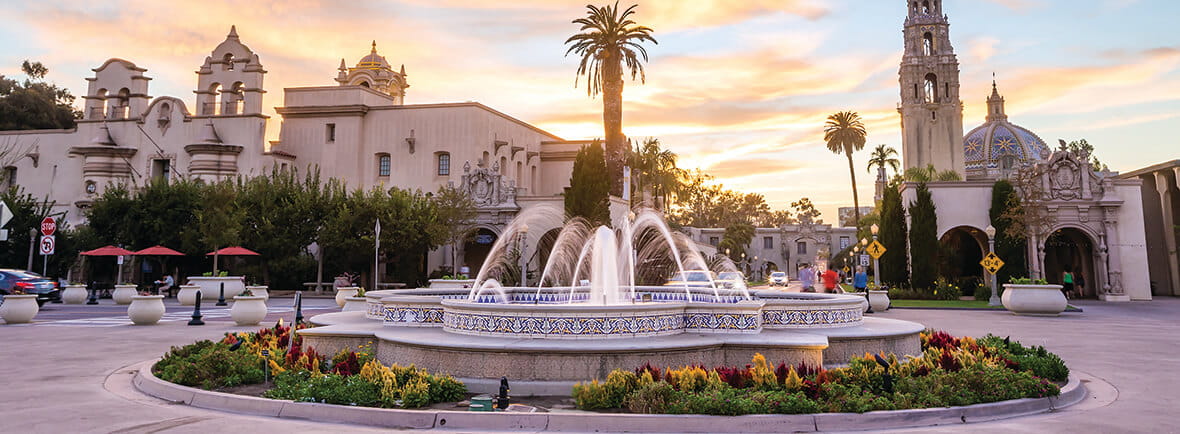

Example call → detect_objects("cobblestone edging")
133 360 1087 432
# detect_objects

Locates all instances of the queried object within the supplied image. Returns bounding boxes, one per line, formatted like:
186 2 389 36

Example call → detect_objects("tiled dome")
356 41 390 70
963 83 1049 178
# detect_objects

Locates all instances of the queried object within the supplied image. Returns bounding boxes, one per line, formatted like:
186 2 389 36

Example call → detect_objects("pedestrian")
822 263 841 293
853 266 868 292
799 263 815 292
1075 271 1085 299
1061 266 1074 299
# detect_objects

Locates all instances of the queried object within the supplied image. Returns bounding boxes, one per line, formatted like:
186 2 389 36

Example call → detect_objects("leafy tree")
198 180 244 274
0 60 80 130
432 183 478 275
565 142 611 226
718 221 755 261
878 181 909 285
759 209 795 227
236 169 331 285
565 3 657 196
0 187 73 277
669 169 769 228
907 183 938 289
790 198 822 224
84 184 136 248
129 179 205 253
1062 139 1108 171
320 186 443 288
824 111 867 227
989 179 1027 286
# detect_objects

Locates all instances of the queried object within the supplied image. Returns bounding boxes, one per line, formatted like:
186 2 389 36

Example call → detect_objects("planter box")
62 285 89 304
245 285 269 301
1001 284 1067 316
335 287 360 308
176 285 202 306
128 295 166 325
0 294 39 324
342 296 368 313
230 296 268 326
187 276 246 299
112 285 138 305
868 290 891 312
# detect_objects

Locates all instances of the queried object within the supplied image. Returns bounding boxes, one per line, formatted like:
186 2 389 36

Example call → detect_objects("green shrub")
572 370 639 410
979 335 1069 382
265 372 382 406
154 340 265 390
666 386 769 415
624 381 677 414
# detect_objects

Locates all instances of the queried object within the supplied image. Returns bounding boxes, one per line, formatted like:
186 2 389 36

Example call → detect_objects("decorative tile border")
442 310 685 338
762 307 863 328
683 312 761 332
384 306 445 326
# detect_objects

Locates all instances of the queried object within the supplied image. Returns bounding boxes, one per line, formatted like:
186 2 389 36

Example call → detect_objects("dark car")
0 269 60 306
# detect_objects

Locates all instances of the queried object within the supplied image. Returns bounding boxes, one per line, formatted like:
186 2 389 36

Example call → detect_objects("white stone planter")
342 296 368 312
0 294 39 324
335 287 360 308
176 285 202 306
868 290 891 312
62 285 89 304
245 285 268 301
428 279 476 289
186 276 246 299
1001 284 1067 316
128 295 166 325
846 292 871 313
112 285 138 305
230 296 268 326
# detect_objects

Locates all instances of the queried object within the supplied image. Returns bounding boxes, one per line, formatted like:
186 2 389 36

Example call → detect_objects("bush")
624 381 677 414
979 335 1069 382
154 340 265 390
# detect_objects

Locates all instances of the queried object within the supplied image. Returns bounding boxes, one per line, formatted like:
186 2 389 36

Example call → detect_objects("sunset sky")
3 0 1178 222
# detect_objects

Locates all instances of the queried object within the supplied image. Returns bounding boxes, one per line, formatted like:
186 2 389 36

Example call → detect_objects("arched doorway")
535 228 561 273
939 226 986 291
1043 227 1097 298
463 228 498 277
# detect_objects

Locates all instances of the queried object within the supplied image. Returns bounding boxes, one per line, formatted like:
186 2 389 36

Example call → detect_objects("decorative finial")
371 40 377 54
992 72 996 89
400 64 406 75
228 25 239 39
339 58 347 70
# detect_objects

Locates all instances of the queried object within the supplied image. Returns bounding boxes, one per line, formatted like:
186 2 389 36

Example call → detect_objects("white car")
769 271 789 287
715 271 745 289
665 270 716 287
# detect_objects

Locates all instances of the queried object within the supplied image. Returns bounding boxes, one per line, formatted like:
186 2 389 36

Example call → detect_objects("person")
154 274 175 298
799 264 815 292
822 263 841 293
853 266 868 293
1074 271 1085 299
1062 267 1074 299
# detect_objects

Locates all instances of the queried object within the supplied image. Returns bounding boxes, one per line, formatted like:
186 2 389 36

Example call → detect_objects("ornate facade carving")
460 160 517 209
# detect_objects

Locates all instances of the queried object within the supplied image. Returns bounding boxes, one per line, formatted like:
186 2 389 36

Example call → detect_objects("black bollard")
865 291 874 314
216 282 227 306
294 292 304 324
188 290 205 325
86 281 99 305
496 377 510 410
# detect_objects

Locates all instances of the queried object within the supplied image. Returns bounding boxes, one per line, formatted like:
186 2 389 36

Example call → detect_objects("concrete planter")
342 296 368 313
128 295 166 325
230 296 268 326
427 279 476 289
62 285 89 304
335 287 360 308
187 276 246 299
176 285 202 306
1001 284 1067 316
0 294 39 324
868 290 891 312
245 285 269 301
846 292 871 313
112 285 138 305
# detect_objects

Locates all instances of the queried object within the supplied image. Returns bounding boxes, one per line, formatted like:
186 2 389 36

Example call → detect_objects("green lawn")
888 299 1007 309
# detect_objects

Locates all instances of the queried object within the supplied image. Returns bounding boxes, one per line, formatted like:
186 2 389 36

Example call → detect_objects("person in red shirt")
821 263 841 293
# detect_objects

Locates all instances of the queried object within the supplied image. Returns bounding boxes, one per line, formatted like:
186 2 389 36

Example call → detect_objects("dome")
962 83 1050 178
356 41 390 70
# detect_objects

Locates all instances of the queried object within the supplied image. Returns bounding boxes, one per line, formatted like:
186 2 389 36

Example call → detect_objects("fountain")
300 205 923 391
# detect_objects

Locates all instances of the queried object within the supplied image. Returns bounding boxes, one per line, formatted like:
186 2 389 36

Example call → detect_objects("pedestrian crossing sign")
866 240 886 259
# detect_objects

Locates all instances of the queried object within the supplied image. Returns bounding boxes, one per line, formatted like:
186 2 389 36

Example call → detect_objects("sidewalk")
1 298 1178 432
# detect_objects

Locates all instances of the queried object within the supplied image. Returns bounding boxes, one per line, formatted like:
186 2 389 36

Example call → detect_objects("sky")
2 0 1178 222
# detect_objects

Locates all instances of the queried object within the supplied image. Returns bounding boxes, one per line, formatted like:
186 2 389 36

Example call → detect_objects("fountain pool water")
301 205 924 389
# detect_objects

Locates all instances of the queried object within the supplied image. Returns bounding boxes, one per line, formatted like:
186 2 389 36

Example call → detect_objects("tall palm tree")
565 2 657 196
631 138 678 209
866 144 900 177
824 111 868 226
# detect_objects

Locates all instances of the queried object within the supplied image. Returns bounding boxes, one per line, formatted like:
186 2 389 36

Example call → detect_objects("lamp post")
870 224 881 289
985 224 1000 306
27 228 37 271
518 224 529 287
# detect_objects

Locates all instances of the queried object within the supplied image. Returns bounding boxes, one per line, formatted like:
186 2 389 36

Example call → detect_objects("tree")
433 183 478 275
1062 139 1108 172
236 168 331 286
989 179 1027 285
719 221 755 261
0 186 71 276
198 180 243 274
565 141 612 226
866 144 901 178
320 186 443 288
824 111 867 227
0 60 80 130
565 2 657 196
1000 164 1056 279
904 163 961 182
790 198 822 225
629 137 680 209
907 183 939 289
878 181 909 284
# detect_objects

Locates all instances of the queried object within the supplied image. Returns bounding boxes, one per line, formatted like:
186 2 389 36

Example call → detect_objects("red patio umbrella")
80 245 136 284
205 246 260 256
133 245 185 256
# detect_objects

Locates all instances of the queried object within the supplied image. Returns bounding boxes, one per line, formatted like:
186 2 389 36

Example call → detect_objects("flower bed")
572 330 1067 415
153 323 466 409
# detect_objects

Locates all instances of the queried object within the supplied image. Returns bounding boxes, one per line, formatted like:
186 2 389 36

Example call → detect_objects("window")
516 161 523 187
763 236 774 249
839 236 851 250
223 53 234 71
377 154 391 176
151 159 171 181
709 236 719 247
921 1 930 14
2 166 15 190
797 241 807 255
326 123 336 143
437 153 450 175
922 32 934 56
924 73 938 103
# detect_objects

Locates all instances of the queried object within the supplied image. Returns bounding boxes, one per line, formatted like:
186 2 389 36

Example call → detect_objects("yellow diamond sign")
865 240 887 259
980 252 1005 274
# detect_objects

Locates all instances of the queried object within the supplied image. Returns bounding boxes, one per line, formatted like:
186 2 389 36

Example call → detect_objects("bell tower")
898 0 963 175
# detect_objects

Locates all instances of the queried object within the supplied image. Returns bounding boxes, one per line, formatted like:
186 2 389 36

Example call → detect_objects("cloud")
967 37 1000 63
702 158 802 179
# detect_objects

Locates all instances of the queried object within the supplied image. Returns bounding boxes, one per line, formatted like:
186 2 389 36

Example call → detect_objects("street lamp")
27 228 37 271
985 224 999 306
518 224 529 286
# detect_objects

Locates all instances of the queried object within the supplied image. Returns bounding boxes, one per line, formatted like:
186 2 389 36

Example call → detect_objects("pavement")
2 296 1179 433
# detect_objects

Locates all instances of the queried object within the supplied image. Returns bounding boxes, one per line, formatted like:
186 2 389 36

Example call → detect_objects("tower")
898 0 964 175
336 41 409 104
195 26 266 116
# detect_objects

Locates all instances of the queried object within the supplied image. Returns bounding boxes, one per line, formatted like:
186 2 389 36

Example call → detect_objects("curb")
133 361 1088 432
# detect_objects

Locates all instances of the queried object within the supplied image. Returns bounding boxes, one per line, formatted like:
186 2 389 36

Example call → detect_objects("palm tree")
824 111 868 226
565 2 657 196
866 144 900 178
630 138 678 209
904 163 962 183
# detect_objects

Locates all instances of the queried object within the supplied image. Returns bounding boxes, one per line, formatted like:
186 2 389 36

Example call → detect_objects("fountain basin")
442 300 690 339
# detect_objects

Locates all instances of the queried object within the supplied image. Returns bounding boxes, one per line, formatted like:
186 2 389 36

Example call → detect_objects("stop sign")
41 217 56 236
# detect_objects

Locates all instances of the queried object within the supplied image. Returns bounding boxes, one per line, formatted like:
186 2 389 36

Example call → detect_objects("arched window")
921 1 930 14
499 156 507 173
913 83 919 101
922 32 934 56
377 153 391 176
93 88 108 119
531 166 538 192
205 83 221 115
481 151 490 167
437 153 451 176
924 73 938 103
110 88 130 119
2 166 16 190
223 53 234 71
224 82 244 115
359 81 370 88
516 161 523 188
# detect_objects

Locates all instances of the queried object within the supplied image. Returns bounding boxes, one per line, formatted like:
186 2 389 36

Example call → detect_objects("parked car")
769 271 789 287
715 271 746 289
665 270 716 287
0 269 60 306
